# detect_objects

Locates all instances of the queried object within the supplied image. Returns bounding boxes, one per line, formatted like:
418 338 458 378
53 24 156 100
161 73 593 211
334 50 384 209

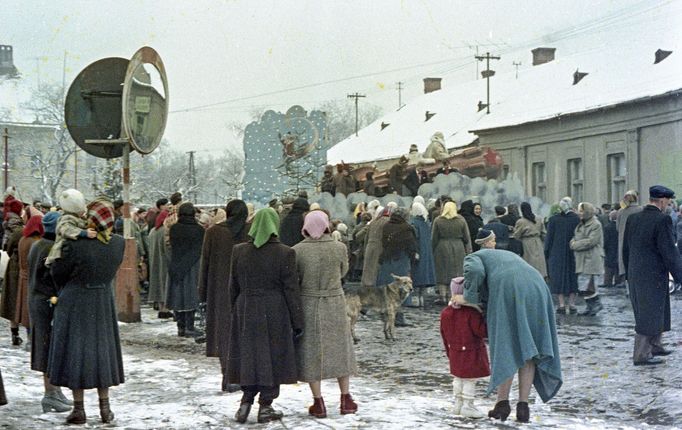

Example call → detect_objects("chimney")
654 49 673 64
423 77 442 94
0 45 18 77
531 47 556 66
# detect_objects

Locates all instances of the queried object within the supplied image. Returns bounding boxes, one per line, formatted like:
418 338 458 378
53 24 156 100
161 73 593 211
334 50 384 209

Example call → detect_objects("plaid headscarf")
87 198 115 244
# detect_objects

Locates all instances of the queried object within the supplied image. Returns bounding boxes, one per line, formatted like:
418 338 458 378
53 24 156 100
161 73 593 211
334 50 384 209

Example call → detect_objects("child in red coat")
440 276 490 418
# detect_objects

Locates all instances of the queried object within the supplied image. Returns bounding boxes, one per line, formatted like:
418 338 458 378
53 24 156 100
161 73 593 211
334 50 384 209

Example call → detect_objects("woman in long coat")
292 211 357 418
513 202 547 277
544 197 580 313
15 213 44 329
458 244 562 423
460 200 484 252
361 206 391 287
377 208 418 287
0 199 25 345
570 202 604 316
167 202 204 337
147 211 171 318
48 199 125 425
432 202 471 304
279 198 310 247
198 199 248 392
28 212 73 412
226 208 303 424
410 202 436 306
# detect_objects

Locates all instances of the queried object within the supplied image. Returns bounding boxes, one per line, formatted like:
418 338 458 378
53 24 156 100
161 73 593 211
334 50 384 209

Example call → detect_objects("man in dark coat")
279 198 310 247
484 206 511 251
623 185 682 366
320 166 335 195
403 166 420 197
389 156 408 195
602 210 623 287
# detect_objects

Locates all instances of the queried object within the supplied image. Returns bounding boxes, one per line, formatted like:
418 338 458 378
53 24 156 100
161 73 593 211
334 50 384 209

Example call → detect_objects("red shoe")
308 397 327 418
340 393 358 414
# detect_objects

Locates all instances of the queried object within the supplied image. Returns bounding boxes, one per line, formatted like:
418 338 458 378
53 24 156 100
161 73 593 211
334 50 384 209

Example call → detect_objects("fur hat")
59 189 86 214
474 228 495 245
409 144 419 153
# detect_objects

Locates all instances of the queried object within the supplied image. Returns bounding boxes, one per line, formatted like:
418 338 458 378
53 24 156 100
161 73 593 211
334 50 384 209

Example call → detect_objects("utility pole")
2 128 8 191
187 150 197 203
395 82 404 109
513 61 522 79
74 148 78 188
347 92 366 136
475 52 501 114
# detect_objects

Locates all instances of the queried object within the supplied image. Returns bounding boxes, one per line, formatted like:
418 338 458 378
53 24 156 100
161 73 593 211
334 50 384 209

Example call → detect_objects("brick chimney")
423 77 442 94
531 47 556 66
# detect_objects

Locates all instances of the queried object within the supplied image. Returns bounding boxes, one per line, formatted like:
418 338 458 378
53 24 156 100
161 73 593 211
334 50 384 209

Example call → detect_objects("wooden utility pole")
2 128 8 190
187 150 197 202
396 82 404 109
475 52 501 114
513 61 522 79
347 92 366 136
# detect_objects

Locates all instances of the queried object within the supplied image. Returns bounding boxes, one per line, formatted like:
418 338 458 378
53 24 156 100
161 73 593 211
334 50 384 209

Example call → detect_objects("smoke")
308 172 551 226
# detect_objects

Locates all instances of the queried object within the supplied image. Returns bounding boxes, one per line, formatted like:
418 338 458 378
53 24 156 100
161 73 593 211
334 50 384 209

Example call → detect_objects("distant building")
0 45 19 78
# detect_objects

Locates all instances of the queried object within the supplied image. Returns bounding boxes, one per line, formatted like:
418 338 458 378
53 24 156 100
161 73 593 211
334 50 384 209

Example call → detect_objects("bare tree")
315 99 383 147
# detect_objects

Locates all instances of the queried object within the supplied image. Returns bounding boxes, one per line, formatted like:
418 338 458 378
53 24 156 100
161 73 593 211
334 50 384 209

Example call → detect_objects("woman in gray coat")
361 205 392 287
293 210 357 418
570 202 604 316
432 202 472 304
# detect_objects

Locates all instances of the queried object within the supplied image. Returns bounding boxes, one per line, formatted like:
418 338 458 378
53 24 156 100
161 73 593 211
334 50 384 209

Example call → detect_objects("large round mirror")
122 47 168 154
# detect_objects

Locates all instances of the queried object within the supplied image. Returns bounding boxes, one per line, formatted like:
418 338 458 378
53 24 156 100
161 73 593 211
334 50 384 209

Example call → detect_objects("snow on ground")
1 289 681 429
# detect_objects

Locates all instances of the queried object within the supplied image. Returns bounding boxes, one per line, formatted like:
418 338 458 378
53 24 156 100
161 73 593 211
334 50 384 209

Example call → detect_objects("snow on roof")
329 8 682 164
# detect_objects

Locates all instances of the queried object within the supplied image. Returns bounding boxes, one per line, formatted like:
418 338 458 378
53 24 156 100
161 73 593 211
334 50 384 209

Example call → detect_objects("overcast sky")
2 0 677 156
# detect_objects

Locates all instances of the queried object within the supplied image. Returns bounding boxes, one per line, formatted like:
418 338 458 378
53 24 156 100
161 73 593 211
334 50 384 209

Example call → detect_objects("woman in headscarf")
15 213 44 331
0 194 25 345
293 211 357 418
377 208 418 287
167 202 205 337
361 205 393 287
226 208 303 424
27 212 73 412
48 199 126 425
432 202 472 304
410 202 436 306
279 198 310 247
569 202 604 316
513 202 547 277
544 197 580 314
460 200 484 252
198 199 249 392
147 210 171 318
455 238 562 423
366 199 380 219
246 203 255 223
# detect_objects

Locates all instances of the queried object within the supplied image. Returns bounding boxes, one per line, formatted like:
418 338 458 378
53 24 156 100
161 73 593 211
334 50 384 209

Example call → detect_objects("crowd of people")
0 178 680 425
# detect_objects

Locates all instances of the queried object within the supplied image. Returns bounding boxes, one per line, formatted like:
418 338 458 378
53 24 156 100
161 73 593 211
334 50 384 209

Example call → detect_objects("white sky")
2 0 670 156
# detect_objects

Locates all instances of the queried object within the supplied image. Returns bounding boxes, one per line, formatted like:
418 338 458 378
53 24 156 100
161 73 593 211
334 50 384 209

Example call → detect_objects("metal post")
2 128 8 191
486 55 490 114
122 143 131 239
74 148 78 188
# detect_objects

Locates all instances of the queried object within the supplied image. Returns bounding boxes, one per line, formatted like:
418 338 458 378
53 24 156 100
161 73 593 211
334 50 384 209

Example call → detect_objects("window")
567 158 583 203
501 164 510 181
531 162 546 200
607 153 626 204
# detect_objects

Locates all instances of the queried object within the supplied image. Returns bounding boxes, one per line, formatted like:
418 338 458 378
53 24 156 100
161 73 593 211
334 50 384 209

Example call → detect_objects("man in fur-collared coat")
623 185 682 366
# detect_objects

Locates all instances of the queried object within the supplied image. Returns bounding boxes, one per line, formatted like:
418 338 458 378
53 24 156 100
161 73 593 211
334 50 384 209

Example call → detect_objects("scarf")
302 210 330 239
410 202 429 221
155 209 169 230
87 198 115 244
225 199 248 238
441 201 459 219
248 208 280 248
521 202 536 223
168 203 205 280
23 213 44 238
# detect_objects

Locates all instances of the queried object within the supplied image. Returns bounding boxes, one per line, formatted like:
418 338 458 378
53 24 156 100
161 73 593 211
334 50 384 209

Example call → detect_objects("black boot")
235 402 252 423
99 398 115 423
516 401 530 423
579 297 595 316
66 400 86 425
257 404 284 423
11 327 22 346
488 400 511 421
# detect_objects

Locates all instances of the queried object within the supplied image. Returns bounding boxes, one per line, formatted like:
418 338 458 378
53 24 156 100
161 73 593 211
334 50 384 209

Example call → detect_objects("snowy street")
1 288 680 429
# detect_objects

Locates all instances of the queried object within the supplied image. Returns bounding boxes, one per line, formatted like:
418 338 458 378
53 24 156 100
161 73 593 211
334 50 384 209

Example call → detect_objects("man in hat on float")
623 185 682 366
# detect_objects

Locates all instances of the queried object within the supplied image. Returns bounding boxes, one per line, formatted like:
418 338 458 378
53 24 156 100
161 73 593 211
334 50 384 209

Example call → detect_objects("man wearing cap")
623 185 682 366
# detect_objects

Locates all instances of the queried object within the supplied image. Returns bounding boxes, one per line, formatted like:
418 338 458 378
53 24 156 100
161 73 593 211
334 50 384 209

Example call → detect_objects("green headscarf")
248 207 280 248
549 203 561 217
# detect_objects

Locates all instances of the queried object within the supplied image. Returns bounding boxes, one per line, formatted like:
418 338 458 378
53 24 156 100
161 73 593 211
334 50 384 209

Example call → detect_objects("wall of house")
476 93 682 206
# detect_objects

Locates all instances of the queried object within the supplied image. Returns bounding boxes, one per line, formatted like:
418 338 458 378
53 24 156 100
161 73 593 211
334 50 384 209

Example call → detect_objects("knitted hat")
474 228 495 245
42 211 61 234
450 277 465 309
59 189 86 214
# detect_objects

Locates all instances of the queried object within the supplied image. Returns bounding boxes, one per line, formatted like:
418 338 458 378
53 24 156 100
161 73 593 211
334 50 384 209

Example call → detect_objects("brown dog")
344 274 413 342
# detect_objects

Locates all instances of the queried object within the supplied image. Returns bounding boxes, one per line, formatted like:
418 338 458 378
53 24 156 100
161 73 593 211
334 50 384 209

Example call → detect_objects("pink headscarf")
450 277 464 308
301 210 330 239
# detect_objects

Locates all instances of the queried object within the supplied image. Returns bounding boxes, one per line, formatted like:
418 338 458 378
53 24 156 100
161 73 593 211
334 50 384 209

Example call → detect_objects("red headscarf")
22 213 44 238
4 195 23 220
155 209 169 230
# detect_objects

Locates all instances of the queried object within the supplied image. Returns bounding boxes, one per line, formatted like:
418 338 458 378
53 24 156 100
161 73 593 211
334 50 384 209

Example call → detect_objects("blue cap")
649 185 675 199
42 211 61 234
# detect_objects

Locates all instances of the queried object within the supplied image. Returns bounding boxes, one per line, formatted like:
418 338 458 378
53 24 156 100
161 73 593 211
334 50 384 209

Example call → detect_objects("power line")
347 92 366 136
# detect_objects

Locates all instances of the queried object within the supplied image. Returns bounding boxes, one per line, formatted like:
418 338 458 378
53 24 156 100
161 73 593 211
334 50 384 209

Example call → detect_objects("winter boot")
590 295 603 315
488 400 511 421
340 393 358 414
10 327 22 346
308 397 327 418
235 402 252 423
579 297 595 316
451 377 463 414
66 400 86 425
516 401 530 423
459 379 486 419
99 398 115 423
54 387 74 406
41 392 72 413
257 404 283 423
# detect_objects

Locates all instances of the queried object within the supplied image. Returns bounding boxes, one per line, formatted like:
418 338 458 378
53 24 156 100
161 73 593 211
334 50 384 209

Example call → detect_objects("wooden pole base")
115 238 140 322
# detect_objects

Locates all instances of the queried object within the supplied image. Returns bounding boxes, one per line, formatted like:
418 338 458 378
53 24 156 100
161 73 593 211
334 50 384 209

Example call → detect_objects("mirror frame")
121 46 169 154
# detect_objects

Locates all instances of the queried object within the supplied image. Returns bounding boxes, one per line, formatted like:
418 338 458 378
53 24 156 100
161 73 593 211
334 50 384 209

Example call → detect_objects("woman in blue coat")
409 202 435 307
455 229 562 423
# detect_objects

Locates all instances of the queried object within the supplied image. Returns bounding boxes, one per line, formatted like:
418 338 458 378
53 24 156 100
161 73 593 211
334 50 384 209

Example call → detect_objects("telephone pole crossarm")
347 92 366 136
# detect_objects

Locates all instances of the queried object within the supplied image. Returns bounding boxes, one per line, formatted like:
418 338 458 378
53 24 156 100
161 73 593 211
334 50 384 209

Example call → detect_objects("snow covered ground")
1 288 680 429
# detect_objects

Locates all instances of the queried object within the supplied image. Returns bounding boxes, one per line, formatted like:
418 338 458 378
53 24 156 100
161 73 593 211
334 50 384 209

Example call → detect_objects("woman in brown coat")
432 202 472 304
513 202 547 277
0 197 25 345
226 208 303 424
15 213 44 329
198 199 249 393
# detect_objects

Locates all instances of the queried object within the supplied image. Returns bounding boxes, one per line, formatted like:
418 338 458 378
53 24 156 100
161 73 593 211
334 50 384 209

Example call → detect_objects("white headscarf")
372 205 385 221
410 202 429 221
367 199 380 218
559 197 573 213
413 196 425 207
